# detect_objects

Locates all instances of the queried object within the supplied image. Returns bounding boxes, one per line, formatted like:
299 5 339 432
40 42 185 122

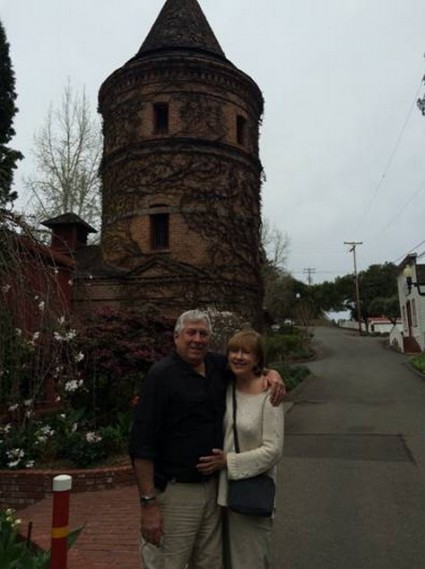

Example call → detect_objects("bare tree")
261 218 289 270
261 219 293 321
25 81 102 229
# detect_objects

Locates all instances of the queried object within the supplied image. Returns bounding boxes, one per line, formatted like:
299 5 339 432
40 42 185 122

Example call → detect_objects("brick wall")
0 465 134 511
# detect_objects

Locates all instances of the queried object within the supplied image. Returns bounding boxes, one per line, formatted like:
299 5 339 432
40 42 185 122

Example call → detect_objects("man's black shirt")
129 351 230 487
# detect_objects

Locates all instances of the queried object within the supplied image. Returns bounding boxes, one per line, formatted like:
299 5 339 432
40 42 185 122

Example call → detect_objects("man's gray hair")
174 310 212 335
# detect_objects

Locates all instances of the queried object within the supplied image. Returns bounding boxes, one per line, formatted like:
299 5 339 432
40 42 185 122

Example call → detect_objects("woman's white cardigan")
217 385 284 507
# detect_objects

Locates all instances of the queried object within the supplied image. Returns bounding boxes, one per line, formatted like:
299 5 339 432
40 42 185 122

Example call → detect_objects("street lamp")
403 265 425 296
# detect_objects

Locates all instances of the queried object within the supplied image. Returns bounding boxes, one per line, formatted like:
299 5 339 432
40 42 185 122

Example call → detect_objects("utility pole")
303 268 316 285
344 241 363 335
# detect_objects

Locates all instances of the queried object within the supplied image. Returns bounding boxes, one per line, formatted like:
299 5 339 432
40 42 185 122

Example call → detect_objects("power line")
393 239 425 264
374 177 425 237
351 75 424 236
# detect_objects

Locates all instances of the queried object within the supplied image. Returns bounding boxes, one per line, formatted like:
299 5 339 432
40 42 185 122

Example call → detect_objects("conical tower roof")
136 0 226 60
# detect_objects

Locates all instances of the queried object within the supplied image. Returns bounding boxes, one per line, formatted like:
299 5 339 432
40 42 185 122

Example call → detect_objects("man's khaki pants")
141 478 223 569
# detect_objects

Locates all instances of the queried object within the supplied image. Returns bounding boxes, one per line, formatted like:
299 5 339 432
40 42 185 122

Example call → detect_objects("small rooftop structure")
42 213 97 254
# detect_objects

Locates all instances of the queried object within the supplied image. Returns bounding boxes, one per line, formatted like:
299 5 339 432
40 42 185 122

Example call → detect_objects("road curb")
403 360 425 382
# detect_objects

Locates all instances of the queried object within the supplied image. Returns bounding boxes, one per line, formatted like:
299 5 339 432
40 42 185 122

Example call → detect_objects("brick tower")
97 0 265 324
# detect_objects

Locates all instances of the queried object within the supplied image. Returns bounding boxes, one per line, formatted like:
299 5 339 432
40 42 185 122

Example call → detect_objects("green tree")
0 20 23 206
367 295 400 325
312 262 399 330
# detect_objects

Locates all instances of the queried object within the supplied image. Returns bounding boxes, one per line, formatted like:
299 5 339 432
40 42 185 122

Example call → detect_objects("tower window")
153 103 169 133
236 115 247 145
150 213 169 250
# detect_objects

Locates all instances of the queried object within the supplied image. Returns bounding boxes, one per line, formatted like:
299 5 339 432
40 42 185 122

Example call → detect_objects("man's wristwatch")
140 495 157 507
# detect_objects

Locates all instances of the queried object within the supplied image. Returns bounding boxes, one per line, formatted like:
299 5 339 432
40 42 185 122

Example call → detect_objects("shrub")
265 328 313 363
0 508 82 568
270 363 310 392
410 354 425 374
75 305 174 425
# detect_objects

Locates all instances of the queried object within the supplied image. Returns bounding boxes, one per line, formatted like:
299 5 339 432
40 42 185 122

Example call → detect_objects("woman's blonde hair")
227 329 265 376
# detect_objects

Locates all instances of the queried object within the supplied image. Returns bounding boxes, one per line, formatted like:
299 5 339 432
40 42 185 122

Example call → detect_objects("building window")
153 103 169 133
150 213 169 250
236 115 247 145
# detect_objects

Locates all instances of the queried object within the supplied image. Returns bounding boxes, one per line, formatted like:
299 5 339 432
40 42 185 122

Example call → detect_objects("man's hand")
262 368 286 405
196 448 227 474
140 502 163 547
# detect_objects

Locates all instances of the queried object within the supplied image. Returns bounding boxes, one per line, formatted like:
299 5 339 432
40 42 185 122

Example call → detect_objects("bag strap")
232 382 241 454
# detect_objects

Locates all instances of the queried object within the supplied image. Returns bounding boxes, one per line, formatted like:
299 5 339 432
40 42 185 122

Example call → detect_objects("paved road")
273 326 425 569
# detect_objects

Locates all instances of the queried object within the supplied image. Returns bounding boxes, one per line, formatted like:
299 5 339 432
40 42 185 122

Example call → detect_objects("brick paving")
18 484 140 569
17 403 295 568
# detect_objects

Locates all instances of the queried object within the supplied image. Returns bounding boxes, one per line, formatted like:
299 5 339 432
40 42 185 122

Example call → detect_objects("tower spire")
137 0 226 59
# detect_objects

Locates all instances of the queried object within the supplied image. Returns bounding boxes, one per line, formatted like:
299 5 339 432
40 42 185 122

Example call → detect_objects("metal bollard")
50 474 72 569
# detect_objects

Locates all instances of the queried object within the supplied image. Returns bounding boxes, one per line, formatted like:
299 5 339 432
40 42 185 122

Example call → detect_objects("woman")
197 329 284 569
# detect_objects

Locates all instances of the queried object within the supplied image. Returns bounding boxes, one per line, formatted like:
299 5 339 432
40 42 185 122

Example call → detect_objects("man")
129 309 285 569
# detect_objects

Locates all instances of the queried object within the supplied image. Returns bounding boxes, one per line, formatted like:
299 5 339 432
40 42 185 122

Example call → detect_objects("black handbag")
227 383 276 517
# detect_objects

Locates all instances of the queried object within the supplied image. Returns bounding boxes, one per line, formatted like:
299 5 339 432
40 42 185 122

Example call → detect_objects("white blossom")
7 449 25 463
1 284 11 293
39 425 55 437
66 329 77 341
25 461 35 469
23 399 33 407
86 432 102 444
2 509 21 527
58 316 66 325
8 404 18 412
3 424 11 433
38 300 45 312
64 379 83 392
75 352 84 363
15 328 22 337
32 332 40 341
54 329 77 342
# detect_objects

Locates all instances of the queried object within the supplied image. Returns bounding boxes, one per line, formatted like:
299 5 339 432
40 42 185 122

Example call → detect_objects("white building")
339 317 402 335
393 254 425 353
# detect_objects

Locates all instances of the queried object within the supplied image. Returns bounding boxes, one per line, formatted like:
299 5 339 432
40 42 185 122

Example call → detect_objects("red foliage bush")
74 305 174 424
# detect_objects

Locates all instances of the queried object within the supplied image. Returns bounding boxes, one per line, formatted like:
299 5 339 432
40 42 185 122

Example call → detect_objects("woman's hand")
196 449 227 475
262 368 286 405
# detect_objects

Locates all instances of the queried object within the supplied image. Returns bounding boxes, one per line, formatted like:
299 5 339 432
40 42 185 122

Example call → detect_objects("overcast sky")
3 0 425 284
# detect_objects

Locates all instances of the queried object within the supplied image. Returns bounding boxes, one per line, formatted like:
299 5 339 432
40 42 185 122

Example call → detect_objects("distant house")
393 254 425 353
338 317 402 335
